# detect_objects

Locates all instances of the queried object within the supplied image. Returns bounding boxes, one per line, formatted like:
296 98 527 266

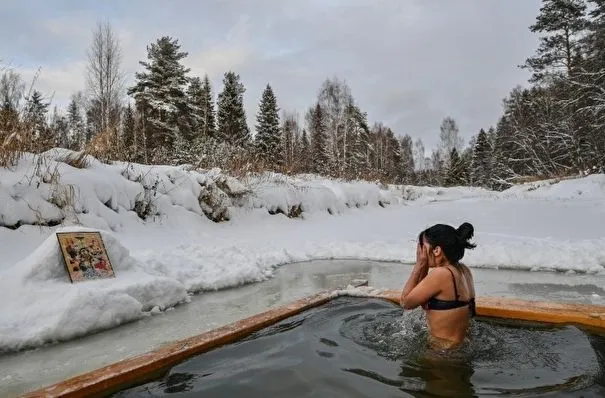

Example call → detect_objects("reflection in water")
309 264 373 291
401 353 475 396
116 297 605 397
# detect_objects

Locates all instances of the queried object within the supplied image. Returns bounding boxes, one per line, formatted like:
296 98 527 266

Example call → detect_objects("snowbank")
242 173 395 215
0 150 401 231
499 174 605 201
0 150 604 352
0 226 188 353
391 184 495 203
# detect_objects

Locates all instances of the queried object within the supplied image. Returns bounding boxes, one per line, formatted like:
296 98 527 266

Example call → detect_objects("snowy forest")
1 0 604 189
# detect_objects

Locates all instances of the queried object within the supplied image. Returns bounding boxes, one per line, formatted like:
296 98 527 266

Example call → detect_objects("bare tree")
0 69 25 111
438 116 463 167
86 21 124 136
413 138 425 171
318 77 354 174
281 110 300 170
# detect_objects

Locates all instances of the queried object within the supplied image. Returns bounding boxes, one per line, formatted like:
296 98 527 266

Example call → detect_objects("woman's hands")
416 241 428 269
401 241 430 308
400 241 438 310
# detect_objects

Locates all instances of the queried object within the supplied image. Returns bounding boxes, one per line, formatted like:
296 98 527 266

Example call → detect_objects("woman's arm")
401 267 447 309
400 261 428 306
400 242 429 308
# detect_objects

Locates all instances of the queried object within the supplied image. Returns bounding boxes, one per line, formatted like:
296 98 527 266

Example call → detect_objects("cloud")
18 61 87 107
186 14 257 80
0 0 541 150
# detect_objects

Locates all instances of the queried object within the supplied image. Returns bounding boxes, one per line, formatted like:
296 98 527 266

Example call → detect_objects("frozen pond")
2 260 605 397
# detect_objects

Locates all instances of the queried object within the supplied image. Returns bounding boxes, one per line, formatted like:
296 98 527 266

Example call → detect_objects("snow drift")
0 227 188 353
0 149 401 231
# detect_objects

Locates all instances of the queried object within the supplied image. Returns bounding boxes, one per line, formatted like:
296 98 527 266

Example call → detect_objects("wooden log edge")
20 288 605 397
375 289 605 330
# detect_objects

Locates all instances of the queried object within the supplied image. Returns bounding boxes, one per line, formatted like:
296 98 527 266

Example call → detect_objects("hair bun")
456 222 474 241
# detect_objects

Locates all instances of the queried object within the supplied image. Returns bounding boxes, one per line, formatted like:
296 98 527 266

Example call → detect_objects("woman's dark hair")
419 222 476 265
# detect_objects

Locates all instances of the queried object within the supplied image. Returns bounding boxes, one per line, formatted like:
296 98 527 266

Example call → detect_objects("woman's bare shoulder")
459 263 473 277
458 263 475 295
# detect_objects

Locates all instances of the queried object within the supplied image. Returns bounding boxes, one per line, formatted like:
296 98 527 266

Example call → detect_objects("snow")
0 149 604 352
0 226 188 352
501 174 605 201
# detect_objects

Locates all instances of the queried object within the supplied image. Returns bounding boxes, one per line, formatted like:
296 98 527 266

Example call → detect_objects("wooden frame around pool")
20 288 605 398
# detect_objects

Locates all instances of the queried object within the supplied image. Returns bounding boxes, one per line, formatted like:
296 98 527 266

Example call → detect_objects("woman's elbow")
400 295 418 310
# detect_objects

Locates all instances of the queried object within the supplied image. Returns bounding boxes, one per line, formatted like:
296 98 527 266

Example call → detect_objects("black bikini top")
426 267 476 317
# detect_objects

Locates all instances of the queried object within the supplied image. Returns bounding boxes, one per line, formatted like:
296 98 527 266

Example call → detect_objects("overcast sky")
0 0 542 151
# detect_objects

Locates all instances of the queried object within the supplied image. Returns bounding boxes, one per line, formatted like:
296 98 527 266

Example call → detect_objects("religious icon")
57 231 116 283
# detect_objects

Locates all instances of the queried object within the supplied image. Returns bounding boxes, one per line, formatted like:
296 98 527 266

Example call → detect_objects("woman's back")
425 264 475 348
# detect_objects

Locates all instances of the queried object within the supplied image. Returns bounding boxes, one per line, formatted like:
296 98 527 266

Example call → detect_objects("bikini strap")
445 267 459 299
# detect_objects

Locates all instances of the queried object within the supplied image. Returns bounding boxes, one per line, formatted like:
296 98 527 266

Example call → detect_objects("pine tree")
459 147 473 185
127 36 194 153
187 77 204 135
24 91 48 131
572 1 605 170
470 129 491 187
445 148 466 186
308 103 329 174
254 84 281 166
122 103 135 152
345 103 372 177
200 74 216 138
387 131 404 182
171 133 194 165
187 75 217 141
429 150 445 186
300 129 311 172
67 94 86 150
490 117 514 190
24 90 52 148
217 71 249 147
399 134 415 183
50 107 69 149
486 126 497 152
584 0 605 65
521 0 587 82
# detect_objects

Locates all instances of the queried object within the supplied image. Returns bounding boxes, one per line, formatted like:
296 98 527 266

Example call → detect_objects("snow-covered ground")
0 149 604 354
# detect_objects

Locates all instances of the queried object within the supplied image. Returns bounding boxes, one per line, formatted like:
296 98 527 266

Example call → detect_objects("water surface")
116 297 605 397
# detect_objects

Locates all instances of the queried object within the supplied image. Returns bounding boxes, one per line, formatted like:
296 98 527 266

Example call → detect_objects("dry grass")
0 110 24 168
0 139 22 168
56 151 91 169
85 128 121 164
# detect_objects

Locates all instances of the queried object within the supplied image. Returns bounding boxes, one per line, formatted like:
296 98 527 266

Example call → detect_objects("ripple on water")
338 298 605 396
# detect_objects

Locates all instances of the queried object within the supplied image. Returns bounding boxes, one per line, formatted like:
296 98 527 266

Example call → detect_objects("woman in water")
400 222 476 349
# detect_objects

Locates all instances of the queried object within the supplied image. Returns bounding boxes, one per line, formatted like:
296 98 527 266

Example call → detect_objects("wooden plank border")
20 288 605 397
376 289 605 329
